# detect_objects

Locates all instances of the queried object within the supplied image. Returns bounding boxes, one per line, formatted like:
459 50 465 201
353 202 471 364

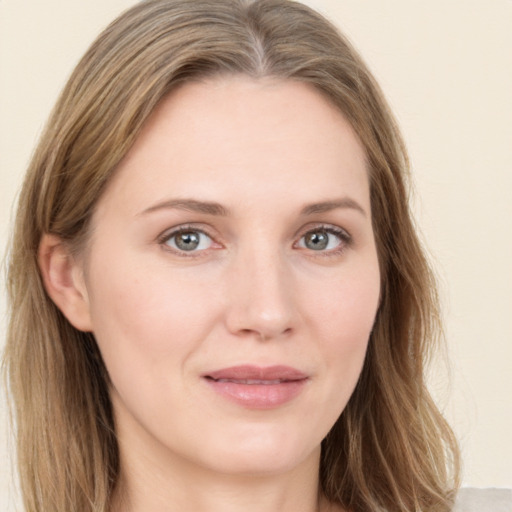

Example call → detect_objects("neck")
111 440 334 512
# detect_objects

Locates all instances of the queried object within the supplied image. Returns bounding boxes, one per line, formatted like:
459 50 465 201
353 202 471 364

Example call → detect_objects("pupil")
176 232 200 251
306 231 328 250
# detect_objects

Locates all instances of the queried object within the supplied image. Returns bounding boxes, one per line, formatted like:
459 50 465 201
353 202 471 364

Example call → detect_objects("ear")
38 233 93 332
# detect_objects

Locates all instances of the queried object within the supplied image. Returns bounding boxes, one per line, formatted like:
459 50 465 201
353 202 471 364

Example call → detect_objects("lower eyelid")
157 226 218 252
172 231 212 249
157 225 352 255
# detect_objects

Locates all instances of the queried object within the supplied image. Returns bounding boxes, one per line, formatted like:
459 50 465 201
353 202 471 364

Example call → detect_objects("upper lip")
204 365 308 383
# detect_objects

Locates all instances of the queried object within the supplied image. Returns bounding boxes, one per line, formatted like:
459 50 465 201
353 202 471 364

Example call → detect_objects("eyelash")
295 225 352 257
157 223 352 258
157 224 216 256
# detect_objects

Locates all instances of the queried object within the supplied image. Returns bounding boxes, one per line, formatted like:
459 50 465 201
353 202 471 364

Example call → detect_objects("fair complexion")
40 77 380 512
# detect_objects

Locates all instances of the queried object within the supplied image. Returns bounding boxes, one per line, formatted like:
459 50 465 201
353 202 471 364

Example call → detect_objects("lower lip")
205 379 307 409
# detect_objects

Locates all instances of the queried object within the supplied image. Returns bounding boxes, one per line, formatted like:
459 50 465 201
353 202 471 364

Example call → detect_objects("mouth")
203 365 309 409
208 378 290 385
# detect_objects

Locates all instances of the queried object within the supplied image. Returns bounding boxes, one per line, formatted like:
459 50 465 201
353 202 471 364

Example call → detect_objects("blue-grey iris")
304 231 329 250
175 231 200 251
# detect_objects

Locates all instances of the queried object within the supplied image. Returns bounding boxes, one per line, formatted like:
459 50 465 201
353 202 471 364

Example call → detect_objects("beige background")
1 0 511 508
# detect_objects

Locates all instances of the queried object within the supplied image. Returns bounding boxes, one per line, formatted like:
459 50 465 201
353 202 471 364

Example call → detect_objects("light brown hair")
3 0 459 510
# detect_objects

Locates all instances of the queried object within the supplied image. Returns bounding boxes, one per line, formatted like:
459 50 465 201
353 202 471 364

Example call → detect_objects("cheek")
312 263 380 342
84 253 221 368
307 261 380 394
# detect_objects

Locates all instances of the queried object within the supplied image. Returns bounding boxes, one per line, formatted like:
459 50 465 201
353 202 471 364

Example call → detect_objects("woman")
3 0 460 511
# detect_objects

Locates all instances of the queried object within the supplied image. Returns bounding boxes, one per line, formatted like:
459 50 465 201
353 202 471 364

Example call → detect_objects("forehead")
97 76 369 216
135 76 364 160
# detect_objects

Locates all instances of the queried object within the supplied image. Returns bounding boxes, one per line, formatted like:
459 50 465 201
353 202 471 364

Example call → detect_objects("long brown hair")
3 1 459 510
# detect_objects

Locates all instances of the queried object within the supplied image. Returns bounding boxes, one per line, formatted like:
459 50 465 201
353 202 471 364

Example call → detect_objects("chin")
194 423 322 477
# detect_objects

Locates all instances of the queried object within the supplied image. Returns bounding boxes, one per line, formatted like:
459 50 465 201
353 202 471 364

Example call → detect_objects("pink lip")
203 365 309 410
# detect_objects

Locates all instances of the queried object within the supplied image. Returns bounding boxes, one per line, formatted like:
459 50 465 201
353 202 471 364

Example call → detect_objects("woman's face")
77 77 380 477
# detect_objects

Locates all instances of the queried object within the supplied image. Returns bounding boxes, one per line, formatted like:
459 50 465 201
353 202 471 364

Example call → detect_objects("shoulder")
453 488 512 512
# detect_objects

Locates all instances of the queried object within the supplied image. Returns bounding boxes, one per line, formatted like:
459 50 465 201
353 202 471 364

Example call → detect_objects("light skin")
40 77 381 512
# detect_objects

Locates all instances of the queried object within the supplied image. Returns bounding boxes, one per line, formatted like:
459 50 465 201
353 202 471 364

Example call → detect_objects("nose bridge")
225 237 295 340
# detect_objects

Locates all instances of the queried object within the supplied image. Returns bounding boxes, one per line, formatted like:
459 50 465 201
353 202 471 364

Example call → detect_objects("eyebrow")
139 196 367 218
300 198 367 218
139 199 229 217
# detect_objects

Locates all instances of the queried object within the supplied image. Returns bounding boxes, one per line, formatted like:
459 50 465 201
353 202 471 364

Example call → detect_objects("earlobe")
38 234 93 332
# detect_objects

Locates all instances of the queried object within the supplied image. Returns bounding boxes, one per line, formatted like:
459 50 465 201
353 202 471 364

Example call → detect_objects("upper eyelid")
295 223 353 252
157 223 216 242
156 222 352 248
295 222 351 240
157 226 219 256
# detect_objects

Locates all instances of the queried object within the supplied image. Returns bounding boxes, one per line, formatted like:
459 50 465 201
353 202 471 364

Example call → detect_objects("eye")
163 229 214 252
296 227 350 252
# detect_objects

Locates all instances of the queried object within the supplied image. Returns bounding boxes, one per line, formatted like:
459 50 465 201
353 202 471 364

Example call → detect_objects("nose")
224 245 297 341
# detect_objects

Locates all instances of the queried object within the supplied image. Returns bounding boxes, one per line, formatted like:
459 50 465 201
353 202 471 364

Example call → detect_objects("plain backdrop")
1 0 511 509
